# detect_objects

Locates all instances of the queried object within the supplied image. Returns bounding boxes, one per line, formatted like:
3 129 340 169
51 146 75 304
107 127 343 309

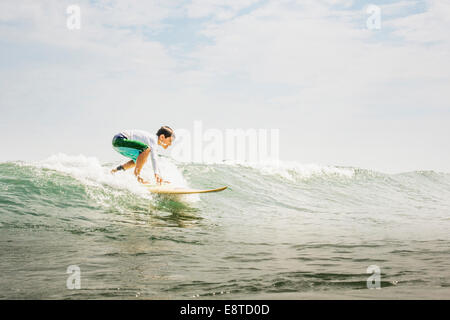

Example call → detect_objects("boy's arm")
149 147 163 183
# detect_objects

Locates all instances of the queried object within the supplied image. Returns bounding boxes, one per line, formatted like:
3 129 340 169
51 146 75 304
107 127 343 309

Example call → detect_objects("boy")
111 126 175 184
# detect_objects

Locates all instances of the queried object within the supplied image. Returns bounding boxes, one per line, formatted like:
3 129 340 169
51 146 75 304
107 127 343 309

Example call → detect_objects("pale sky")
1 0 449 173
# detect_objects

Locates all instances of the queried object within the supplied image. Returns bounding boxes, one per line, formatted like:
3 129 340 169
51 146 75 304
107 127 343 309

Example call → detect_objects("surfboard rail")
145 185 227 195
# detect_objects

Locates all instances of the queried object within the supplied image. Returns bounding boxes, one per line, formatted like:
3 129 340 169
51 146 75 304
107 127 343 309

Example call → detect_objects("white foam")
245 161 354 181
30 153 193 200
178 158 355 181
34 153 149 197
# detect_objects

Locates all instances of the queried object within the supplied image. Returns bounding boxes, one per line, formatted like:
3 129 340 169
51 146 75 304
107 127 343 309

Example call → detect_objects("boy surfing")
111 126 175 184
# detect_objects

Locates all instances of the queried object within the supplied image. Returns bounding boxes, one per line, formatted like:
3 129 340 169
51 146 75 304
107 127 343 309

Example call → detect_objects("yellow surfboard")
145 185 227 195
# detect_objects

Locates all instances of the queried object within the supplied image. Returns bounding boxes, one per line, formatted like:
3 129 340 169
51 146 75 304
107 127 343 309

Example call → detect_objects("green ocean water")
0 154 449 299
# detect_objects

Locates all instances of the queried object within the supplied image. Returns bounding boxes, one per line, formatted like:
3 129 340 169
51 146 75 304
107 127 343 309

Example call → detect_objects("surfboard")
145 185 227 195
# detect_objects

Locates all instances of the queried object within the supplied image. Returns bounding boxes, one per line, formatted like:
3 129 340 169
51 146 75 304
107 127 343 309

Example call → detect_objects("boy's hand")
155 174 170 184
136 176 149 184
155 174 163 184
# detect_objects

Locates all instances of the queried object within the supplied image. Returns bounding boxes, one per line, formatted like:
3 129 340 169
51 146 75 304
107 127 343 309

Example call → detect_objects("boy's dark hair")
156 126 175 139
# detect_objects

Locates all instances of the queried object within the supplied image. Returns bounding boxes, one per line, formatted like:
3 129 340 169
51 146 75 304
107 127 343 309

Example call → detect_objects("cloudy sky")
0 0 449 173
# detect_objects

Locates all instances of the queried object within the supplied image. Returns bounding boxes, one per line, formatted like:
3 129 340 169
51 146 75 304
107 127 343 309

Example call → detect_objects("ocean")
0 153 449 299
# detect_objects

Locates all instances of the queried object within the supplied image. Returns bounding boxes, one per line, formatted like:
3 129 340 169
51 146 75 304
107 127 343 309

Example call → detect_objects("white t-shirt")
120 129 161 175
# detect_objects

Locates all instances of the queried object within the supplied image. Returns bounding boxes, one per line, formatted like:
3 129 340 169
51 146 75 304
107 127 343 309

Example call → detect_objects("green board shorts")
112 133 148 163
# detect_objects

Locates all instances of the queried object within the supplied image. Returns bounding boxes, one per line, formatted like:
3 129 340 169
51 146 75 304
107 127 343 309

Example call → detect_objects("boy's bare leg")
122 160 136 170
134 148 150 181
111 160 135 173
